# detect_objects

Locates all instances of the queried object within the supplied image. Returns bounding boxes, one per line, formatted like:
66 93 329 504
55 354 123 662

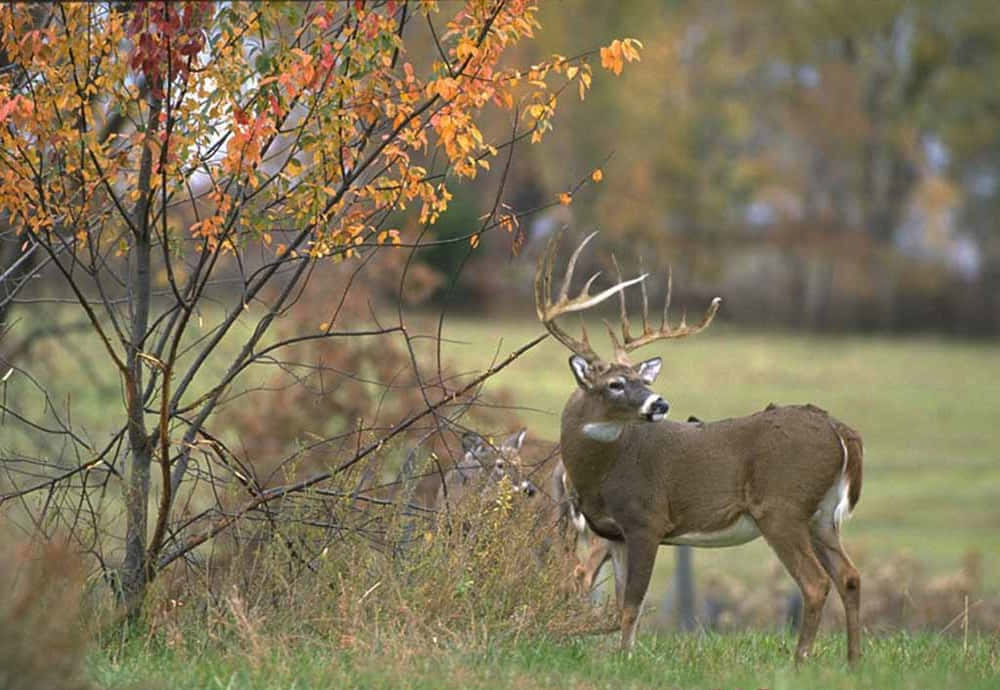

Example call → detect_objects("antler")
534 227 646 363
606 256 721 364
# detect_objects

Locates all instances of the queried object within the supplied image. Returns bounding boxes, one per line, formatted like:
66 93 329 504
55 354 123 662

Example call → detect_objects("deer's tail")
833 421 863 513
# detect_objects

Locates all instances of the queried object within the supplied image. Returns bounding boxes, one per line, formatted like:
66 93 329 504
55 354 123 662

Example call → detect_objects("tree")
0 1 638 616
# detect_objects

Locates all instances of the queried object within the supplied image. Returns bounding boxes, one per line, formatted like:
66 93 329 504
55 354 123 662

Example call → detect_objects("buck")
535 229 863 663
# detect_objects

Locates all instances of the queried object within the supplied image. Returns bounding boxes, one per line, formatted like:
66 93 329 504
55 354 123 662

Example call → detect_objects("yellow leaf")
600 40 624 76
319 322 329 330
470 234 480 248
558 192 572 206
591 168 603 183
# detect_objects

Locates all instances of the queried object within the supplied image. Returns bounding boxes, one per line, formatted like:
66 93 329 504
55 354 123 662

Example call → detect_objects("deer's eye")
607 380 625 393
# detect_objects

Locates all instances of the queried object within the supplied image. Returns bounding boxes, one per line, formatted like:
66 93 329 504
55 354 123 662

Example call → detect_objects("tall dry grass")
138 471 611 671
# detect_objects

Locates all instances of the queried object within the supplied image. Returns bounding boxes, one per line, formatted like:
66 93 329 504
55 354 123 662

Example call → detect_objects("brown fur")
562 401 856 542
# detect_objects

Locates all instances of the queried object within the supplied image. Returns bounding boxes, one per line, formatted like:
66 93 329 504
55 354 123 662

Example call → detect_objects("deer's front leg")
608 539 627 609
619 532 659 653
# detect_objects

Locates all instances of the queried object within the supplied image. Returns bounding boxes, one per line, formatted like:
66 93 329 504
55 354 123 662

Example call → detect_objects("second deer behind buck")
434 430 538 512
535 229 864 663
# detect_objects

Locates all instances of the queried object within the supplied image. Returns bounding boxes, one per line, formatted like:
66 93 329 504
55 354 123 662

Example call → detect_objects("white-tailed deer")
535 229 863 663
434 430 538 512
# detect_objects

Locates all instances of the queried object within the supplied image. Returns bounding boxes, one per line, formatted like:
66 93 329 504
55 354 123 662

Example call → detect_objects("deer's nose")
643 397 669 421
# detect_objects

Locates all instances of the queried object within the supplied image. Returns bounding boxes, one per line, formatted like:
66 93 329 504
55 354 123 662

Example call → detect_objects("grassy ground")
92 632 999 689
430 316 1000 595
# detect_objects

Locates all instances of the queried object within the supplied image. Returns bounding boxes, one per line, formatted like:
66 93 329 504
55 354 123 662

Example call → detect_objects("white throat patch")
582 422 624 442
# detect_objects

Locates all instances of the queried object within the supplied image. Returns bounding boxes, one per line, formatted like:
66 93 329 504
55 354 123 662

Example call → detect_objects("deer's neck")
559 391 629 492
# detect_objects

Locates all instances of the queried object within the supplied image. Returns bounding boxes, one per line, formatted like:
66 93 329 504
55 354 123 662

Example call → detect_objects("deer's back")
594 403 856 536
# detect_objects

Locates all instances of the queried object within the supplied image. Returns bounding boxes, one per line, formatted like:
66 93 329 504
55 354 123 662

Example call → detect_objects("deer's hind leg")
575 534 612 593
758 518 831 663
811 524 862 664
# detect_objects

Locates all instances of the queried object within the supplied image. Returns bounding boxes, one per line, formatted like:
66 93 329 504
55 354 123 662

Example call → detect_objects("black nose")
651 399 669 416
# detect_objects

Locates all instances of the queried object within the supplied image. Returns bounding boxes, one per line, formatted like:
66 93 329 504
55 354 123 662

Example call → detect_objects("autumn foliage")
0 1 638 258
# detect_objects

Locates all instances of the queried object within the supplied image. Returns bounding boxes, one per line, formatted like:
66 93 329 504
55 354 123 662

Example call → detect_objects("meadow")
91 632 998 690
5 309 1000 688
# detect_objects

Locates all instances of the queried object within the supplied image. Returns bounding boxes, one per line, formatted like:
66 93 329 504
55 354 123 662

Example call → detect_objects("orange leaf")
591 168 603 183
470 234 480 248
558 192 572 206
600 40 624 76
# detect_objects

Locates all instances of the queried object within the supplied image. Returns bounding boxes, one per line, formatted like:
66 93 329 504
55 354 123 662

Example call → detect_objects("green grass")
91 632 1000 689
430 317 1000 593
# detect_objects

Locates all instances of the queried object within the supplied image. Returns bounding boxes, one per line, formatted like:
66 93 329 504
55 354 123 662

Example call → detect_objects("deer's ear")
502 428 527 451
569 355 594 390
461 431 486 455
636 357 662 384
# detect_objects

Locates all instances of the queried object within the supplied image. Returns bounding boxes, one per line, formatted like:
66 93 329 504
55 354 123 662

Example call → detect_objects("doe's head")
460 429 538 498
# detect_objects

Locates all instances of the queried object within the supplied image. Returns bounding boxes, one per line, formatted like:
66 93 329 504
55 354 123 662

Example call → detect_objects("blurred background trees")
435 0 1000 335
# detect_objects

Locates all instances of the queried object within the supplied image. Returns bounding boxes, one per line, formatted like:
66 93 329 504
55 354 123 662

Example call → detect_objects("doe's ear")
569 355 593 390
461 431 486 455
636 357 662 384
502 428 527 451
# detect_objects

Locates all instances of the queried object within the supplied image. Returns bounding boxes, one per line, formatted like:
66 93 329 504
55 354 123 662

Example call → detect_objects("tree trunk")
119 97 161 617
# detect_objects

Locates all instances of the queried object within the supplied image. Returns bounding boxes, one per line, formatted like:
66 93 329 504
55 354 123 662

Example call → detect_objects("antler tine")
604 317 625 362
661 267 673 331
558 230 599 303
534 225 562 323
611 254 631 344
638 256 651 336
534 228 647 362
611 259 721 355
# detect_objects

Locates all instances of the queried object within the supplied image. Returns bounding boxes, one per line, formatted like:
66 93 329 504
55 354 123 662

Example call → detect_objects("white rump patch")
813 435 853 531
663 514 761 547
582 422 624 442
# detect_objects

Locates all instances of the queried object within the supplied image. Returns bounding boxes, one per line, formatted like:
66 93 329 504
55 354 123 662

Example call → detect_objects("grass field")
92 632 999 689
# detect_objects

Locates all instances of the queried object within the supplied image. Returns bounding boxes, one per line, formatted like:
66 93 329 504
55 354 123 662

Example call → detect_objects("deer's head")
535 228 720 433
566 355 668 423
460 429 538 498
